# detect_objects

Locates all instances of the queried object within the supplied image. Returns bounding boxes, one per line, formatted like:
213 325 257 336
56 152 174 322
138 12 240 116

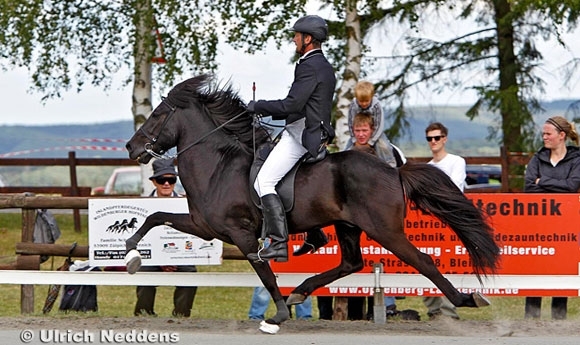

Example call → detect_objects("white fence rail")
1 271 580 292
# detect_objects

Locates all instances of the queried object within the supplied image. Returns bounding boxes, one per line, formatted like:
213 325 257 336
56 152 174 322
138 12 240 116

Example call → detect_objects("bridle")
139 97 251 160
139 98 176 159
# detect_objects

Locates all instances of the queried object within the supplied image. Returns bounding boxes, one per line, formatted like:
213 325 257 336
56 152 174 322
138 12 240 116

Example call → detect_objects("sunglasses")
426 135 445 142
154 176 177 185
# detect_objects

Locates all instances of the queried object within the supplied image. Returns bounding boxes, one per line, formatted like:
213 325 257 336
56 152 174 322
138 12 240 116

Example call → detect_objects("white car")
104 167 143 195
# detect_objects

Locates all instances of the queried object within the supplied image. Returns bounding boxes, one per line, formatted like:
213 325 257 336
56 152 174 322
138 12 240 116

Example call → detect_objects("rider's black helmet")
291 15 328 42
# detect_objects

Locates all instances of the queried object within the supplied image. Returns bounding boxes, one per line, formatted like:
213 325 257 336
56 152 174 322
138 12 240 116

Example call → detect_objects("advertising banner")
271 193 580 297
88 198 222 266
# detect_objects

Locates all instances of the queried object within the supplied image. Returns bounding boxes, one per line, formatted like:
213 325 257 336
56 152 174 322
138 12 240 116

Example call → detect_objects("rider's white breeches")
254 129 307 197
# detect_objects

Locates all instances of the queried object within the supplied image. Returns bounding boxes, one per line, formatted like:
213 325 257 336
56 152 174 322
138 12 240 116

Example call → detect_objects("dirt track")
3 316 578 336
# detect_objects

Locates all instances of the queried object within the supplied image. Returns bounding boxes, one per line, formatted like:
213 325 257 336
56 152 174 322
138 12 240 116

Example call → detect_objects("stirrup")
253 246 267 263
248 238 267 263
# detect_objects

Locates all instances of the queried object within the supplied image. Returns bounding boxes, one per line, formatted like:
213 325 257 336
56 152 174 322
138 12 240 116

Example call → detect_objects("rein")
143 99 251 160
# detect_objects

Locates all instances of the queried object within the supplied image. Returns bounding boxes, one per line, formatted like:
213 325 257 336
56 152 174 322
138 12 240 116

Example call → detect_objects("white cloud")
1 43 296 126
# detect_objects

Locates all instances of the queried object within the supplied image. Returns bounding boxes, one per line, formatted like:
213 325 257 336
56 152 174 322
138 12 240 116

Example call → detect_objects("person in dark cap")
148 158 181 197
134 158 197 317
246 15 336 263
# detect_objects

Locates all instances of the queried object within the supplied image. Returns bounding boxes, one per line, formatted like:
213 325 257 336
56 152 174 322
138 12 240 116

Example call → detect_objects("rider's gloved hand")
246 100 256 113
247 101 264 123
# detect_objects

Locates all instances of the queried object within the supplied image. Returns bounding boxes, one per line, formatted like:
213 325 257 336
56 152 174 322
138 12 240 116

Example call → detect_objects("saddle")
250 142 328 212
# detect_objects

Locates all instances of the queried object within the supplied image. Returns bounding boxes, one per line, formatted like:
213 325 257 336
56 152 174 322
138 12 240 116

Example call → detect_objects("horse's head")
126 75 215 163
126 74 271 164
126 98 182 164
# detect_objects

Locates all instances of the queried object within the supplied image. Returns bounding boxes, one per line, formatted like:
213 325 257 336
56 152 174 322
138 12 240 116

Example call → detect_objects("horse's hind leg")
287 223 363 304
380 232 485 308
125 212 193 274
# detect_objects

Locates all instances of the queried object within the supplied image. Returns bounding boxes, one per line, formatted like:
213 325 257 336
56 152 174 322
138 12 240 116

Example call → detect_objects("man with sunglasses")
425 122 466 191
149 160 180 197
134 159 198 317
423 122 464 320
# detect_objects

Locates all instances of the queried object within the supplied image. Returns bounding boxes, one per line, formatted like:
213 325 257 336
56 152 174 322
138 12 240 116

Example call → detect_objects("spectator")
248 239 313 320
317 296 334 320
524 116 580 320
350 112 406 168
134 158 198 317
248 286 313 320
424 122 463 320
346 80 398 167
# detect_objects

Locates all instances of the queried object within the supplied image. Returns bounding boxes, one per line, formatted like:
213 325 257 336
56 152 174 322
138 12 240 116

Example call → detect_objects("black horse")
124 75 499 333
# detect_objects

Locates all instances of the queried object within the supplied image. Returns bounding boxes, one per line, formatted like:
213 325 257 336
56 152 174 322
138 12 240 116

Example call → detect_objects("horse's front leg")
249 261 290 329
125 212 193 274
231 233 289 334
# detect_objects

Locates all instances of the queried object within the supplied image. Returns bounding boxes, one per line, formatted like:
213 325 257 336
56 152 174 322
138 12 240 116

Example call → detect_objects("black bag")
33 209 61 263
59 264 100 312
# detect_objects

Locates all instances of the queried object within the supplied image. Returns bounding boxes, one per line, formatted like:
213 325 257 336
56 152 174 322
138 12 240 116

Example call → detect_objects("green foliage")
2 0 580 167
0 0 220 99
368 0 580 154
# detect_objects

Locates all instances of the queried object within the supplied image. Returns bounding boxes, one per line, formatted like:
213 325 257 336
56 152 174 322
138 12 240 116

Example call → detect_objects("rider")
246 15 336 262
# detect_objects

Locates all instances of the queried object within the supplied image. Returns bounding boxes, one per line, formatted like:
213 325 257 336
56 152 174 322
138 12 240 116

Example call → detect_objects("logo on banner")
105 217 138 234
163 242 179 253
199 242 216 250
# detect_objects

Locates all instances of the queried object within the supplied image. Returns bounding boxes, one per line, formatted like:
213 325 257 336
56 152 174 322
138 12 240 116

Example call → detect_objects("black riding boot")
248 194 288 262
293 228 329 256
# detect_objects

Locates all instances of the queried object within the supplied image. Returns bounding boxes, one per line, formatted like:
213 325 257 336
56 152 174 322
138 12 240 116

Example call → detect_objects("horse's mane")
164 74 270 151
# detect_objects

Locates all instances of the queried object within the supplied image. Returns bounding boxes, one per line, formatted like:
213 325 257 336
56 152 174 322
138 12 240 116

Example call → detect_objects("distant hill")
0 99 577 159
392 99 579 156
0 121 134 158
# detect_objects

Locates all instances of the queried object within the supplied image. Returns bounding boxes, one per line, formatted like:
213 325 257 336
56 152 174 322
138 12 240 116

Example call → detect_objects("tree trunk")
495 0 518 150
334 1 362 151
494 0 525 190
132 0 154 196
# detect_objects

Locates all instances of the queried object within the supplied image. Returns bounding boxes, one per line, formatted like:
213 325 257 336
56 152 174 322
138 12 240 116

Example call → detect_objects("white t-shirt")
428 153 466 192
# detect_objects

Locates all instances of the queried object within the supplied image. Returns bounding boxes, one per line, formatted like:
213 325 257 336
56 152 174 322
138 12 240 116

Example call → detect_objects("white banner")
88 198 222 266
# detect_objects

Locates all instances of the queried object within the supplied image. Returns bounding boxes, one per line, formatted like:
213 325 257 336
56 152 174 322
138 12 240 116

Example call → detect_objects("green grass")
0 212 578 321
0 212 262 319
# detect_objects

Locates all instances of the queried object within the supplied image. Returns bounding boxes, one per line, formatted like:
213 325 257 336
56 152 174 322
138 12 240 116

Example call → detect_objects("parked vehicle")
465 164 502 191
104 167 143 195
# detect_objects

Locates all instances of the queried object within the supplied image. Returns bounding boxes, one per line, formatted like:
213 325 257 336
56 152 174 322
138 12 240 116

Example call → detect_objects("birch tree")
0 0 219 129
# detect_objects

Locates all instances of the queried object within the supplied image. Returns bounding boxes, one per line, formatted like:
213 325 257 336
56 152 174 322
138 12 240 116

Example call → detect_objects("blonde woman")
524 115 580 319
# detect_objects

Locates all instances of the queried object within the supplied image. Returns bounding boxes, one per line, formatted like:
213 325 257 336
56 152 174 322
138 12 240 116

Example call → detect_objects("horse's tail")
398 163 500 282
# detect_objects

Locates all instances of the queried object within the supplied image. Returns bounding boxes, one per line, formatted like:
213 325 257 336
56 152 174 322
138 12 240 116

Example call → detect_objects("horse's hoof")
472 292 491 307
258 320 280 335
125 249 142 274
286 293 306 305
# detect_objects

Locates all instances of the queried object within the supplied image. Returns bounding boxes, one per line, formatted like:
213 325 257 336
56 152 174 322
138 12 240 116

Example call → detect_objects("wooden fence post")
68 151 82 232
500 146 510 192
20 206 37 314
